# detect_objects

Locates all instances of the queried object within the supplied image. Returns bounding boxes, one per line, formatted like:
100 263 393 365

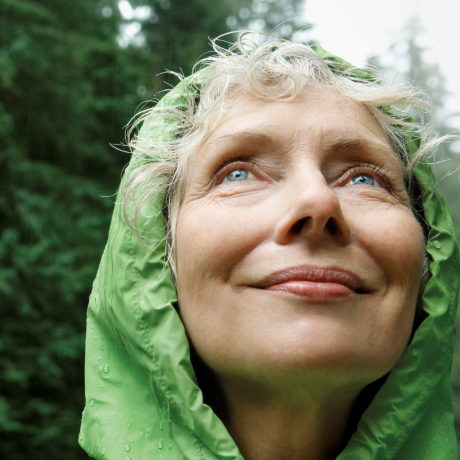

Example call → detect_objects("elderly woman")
79 35 459 460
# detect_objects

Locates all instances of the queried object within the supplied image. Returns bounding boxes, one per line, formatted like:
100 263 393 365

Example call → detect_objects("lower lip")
266 281 355 297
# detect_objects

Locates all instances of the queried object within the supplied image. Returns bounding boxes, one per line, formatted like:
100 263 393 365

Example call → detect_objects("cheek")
351 206 425 363
175 202 252 329
175 200 270 291
357 209 425 283
174 198 280 372
176 207 238 285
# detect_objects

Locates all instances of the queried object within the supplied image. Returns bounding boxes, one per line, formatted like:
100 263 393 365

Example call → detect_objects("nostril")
291 217 309 235
325 218 338 236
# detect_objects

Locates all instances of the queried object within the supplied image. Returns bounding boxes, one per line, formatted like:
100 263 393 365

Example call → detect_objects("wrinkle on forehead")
203 86 387 139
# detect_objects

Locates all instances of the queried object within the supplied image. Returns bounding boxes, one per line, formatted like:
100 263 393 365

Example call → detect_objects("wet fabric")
79 47 460 459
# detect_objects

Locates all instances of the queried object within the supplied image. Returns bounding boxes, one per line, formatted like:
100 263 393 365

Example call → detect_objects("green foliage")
0 1 308 458
0 1 145 457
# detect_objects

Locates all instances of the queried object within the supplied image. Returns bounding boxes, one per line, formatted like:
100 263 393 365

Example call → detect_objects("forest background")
1 0 459 458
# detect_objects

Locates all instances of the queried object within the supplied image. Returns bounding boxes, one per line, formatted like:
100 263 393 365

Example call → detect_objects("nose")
274 169 352 246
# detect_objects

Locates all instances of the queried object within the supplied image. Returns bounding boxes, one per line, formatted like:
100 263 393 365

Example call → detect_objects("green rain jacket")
79 47 460 460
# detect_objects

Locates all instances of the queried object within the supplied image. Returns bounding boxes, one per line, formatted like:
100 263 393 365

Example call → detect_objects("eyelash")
211 154 257 184
343 162 392 189
212 156 393 189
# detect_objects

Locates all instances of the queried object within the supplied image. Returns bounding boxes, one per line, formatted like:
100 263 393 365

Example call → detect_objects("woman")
79 35 459 459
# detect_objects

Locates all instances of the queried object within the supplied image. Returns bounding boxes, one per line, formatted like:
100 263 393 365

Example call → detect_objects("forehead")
204 87 391 151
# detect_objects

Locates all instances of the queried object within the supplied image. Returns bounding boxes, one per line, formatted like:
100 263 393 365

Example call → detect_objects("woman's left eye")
347 173 376 186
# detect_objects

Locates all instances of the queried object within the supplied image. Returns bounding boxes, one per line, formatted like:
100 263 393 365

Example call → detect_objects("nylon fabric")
79 46 459 459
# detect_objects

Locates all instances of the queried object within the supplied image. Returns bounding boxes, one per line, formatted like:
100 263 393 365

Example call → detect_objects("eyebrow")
202 131 277 152
202 131 404 169
327 137 398 158
327 137 406 172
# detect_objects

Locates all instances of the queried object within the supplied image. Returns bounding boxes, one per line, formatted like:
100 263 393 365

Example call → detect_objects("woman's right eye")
222 168 257 183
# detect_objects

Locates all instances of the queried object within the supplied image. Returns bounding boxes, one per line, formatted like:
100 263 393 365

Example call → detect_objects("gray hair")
123 33 445 280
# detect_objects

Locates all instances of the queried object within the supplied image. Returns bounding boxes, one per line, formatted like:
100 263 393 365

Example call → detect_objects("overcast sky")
303 0 460 127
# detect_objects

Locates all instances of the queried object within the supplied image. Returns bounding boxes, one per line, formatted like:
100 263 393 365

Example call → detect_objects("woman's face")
175 88 425 392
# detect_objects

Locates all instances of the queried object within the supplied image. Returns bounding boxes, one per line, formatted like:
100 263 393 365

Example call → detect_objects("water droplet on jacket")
104 363 109 373
433 240 441 249
141 431 144 436
432 437 438 444
160 421 163 431
125 445 130 452
102 447 106 455
169 444 172 450
101 384 104 388
411 348 420 356
90 400 94 406
146 428 150 433
128 423 131 428
158 439 163 449
126 457 131 460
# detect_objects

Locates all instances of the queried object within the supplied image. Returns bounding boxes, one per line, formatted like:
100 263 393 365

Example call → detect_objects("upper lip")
254 265 367 293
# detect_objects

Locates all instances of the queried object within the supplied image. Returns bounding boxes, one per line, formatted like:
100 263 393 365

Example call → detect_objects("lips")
254 266 367 298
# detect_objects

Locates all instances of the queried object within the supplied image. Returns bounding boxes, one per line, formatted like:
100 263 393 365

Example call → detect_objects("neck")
217 376 364 460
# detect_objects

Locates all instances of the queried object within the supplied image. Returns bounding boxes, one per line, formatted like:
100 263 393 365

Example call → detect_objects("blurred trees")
0 1 147 458
0 0 307 458
368 17 460 234
368 16 460 445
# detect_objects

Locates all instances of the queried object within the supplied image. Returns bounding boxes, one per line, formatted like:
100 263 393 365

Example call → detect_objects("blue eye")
224 168 251 182
349 173 375 186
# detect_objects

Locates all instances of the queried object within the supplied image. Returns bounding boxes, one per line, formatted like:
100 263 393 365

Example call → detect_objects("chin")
209 344 390 396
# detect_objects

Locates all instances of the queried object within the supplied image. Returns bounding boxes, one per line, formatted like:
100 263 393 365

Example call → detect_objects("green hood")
79 47 460 459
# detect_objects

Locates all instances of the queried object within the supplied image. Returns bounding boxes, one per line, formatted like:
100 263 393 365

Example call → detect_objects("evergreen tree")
0 1 150 458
